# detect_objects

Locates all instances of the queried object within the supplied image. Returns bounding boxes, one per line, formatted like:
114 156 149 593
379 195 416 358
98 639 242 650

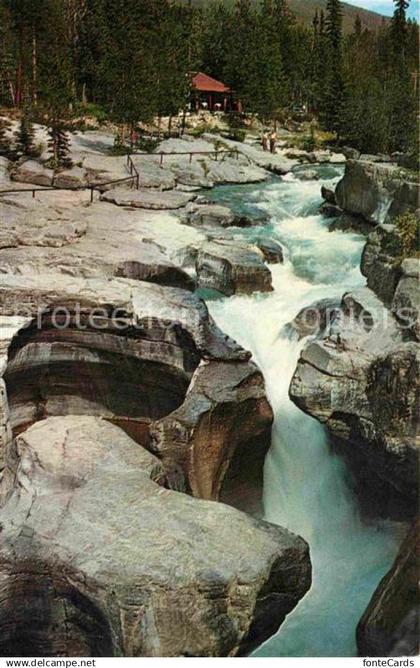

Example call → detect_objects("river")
203 166 402 657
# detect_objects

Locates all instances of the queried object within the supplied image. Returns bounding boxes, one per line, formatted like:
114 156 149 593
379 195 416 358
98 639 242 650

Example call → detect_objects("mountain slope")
179 0 388 33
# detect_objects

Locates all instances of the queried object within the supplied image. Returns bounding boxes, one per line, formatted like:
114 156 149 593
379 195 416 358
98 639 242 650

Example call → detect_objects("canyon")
0 129 418 657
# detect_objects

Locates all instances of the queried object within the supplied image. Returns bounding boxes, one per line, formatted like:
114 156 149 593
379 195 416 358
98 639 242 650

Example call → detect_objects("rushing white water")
206 168 403 657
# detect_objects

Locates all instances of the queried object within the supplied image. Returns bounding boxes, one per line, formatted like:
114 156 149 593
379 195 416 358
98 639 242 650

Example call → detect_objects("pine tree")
48 120 72 168
354 14 362 38
321 0 344 134
0 2 16 106
392 0 410 53
0 117 12 156
15 109 36 156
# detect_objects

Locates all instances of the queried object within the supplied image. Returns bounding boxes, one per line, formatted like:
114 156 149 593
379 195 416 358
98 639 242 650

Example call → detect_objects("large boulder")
357 521 419 657
361 224 402 307
151 360 273 514
284 297 340 340
100 188 195 210
321 185 336 205
391 259 420 341
0 274 273 512
196 239 273 296
0 198 196 291
0 416 311 657
11 160 54 187
290 288 420 505
181 203 267 229
335 160 419 224
255 238 284 264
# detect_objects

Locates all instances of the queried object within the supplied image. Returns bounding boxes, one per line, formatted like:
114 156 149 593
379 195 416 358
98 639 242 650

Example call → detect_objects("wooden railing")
0 174 138 202
0 148 241 200
126 154 140 188
131 148 240 167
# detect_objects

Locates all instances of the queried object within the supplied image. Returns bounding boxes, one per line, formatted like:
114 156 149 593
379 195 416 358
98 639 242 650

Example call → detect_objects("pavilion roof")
191 72 230 94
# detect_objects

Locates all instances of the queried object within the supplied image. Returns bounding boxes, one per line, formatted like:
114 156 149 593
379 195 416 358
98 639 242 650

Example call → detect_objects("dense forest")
0 0 418 157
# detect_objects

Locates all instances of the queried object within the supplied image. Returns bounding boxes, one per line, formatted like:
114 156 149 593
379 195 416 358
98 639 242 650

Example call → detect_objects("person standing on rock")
262 131 269 152
269 129 277 154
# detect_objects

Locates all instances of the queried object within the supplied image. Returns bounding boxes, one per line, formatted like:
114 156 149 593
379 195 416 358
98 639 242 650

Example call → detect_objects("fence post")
136 174 139 190
160 153 164 167
32 190 35 198
189 153 193 164
90 187 94 203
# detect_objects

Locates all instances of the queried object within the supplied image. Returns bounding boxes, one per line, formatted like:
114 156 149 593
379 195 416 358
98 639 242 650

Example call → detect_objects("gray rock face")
341 146 360 160
182 203 236 228
53 166 86 189
392 259 420 341
357 521 419 657
321 185 336 205
100 188 195 210
361 225 402 307
335 160 419 224
290 288 420 502
11 160 54 187
0 198 195 291
0 416 311 657
151 360 273 514
255 238 284 264
181 203 267 229
284 298 340 340
297 169 319 181
196 240 273 296
0 274 275 512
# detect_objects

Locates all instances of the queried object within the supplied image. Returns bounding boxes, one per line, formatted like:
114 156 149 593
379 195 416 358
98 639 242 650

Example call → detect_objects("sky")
346 0 419 19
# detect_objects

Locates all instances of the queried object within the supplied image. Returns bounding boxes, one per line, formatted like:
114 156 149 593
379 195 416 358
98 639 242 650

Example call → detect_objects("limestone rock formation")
151 359 273 513
335 160 419 224
196 239 273 296
391 259 420 341
0 274 273 511
0 198 195 291
357 521 419 657
11 160 54 187
321 185 336 205
360 224 402 307
255 238 284 264
100 188 196 210
284 297 340 340
361 224 420 337
181 203 267 229
297 169 319 181
0 416 311 657
290 288 420 504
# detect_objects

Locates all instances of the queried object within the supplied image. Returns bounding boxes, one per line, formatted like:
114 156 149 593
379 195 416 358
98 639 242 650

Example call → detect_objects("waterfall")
206 169 402 657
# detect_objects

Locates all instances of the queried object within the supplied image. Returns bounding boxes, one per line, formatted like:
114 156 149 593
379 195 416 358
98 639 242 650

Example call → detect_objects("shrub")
135 135 159 153
395 212 419 258
190 123 214 137
225 128 246 143
108 133 130 156
80 102 108 124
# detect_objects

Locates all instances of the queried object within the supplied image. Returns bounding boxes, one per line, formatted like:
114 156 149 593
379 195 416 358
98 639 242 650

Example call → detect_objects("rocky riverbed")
0 130 316 657
0 128 418 657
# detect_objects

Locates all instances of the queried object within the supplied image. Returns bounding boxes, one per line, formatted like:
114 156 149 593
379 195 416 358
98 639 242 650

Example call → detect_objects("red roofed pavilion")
190 72 241 113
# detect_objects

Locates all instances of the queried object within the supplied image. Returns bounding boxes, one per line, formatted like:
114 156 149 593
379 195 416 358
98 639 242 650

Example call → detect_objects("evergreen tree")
0 117 12 156
354 14 362 38
391 0 409 53
0 2 16 106
48 120 72 168
15 109 36 156
321 0 344 134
